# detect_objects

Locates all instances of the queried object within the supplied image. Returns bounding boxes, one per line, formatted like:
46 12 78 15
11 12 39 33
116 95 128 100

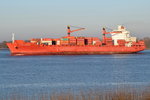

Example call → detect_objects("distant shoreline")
146 48 150 50
0 48 8 50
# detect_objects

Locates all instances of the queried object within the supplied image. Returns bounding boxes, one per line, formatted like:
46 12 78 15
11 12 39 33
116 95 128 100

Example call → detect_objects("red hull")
7 43 145 56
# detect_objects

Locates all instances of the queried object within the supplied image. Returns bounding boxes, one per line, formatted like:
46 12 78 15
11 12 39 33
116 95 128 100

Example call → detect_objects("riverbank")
1 87 150 100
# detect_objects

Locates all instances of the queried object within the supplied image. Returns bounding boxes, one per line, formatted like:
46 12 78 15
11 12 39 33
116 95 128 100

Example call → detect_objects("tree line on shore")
0 37 150 49
0 41 8 49
143 37 150 49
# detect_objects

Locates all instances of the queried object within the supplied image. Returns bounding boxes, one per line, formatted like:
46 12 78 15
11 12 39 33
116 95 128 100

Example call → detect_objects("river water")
0 49 150 97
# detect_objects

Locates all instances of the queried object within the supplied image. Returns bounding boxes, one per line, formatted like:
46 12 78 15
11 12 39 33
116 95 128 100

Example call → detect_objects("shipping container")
61 38 69 41
95 41 102 46
77 38 85 45
61 40 69 45
42 38 52 41
62 36 75 39
30 38 41 43
57 40 60 45
92 37 99 40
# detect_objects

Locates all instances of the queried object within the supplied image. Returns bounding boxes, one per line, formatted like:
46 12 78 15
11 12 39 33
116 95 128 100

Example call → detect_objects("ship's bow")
7 43 18 54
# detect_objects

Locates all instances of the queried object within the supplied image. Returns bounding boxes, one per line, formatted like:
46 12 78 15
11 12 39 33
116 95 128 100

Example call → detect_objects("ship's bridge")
111 25 136 46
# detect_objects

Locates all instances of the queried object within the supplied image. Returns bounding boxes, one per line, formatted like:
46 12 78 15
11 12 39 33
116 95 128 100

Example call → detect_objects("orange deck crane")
102 27 122 44
67 25 85 37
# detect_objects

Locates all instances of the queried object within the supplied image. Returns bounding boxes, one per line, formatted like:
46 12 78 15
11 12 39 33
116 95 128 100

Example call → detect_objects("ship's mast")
12 33 15 43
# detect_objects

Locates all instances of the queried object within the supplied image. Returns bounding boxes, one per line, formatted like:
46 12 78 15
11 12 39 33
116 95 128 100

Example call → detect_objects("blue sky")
0 0 150 41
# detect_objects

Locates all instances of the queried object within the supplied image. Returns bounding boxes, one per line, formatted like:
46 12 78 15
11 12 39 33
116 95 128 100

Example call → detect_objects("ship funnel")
118 25 125 30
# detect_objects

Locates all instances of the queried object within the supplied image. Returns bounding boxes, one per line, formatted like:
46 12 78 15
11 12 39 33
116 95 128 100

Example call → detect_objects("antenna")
12 33 15 43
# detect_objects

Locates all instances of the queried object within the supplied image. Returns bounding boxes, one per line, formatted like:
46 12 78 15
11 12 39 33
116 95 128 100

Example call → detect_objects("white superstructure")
111 25 136 46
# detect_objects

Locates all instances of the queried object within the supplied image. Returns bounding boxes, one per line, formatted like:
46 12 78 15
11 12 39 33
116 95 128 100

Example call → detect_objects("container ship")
7 25 145 55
